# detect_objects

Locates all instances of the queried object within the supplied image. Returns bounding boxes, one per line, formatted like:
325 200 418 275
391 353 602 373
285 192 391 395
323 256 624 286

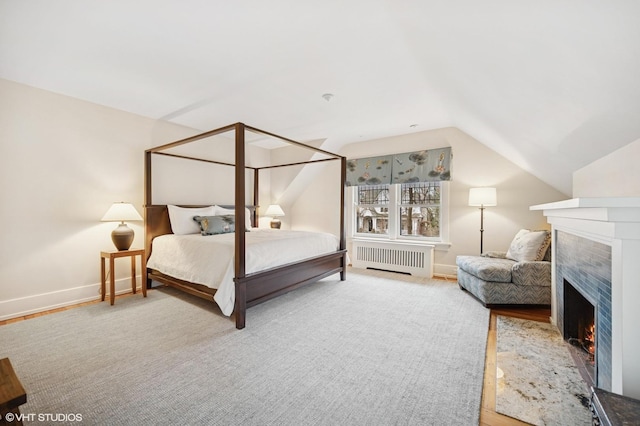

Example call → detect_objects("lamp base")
112 223 134 251
270 219 281 229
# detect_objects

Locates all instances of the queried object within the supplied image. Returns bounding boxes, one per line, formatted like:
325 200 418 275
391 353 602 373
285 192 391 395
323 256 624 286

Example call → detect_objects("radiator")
351 240 435 278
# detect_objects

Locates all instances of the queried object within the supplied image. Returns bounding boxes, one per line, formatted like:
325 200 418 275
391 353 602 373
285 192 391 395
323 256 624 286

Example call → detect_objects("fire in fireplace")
563 279 596 387
584 324 595 359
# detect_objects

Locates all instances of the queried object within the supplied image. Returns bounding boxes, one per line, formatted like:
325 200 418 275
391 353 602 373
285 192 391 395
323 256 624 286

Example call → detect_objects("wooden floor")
480 306 551 426
0 293 136 326
1 289 551 426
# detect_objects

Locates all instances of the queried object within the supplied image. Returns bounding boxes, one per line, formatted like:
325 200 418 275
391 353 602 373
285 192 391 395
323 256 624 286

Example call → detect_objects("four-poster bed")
144 122 347 329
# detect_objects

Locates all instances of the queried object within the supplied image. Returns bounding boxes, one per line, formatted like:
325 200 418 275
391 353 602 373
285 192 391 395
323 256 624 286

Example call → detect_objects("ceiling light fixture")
322 93 334 102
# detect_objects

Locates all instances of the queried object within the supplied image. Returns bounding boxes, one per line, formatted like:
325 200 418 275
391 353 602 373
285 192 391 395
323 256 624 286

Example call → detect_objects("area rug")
0 268 489 425
496 316 592 425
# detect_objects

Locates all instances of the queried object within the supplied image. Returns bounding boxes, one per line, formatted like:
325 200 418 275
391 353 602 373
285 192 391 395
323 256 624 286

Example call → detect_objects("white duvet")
146 229 340 316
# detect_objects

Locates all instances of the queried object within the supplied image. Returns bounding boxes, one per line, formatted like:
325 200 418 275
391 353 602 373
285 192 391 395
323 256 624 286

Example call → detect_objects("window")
356 185 389 234
399 182 440 237
352 181 447 241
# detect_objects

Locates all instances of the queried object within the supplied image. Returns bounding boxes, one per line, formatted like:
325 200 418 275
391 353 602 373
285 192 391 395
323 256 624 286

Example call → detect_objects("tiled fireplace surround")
532 197 640 399
556 231 612 390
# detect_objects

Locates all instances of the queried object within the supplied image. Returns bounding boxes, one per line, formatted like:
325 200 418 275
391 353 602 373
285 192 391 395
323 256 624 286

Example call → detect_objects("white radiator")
351 240 435 278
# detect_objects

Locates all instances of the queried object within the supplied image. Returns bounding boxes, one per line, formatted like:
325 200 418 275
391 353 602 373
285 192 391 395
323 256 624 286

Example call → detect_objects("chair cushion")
506 229 551 262
456 255 515 283
512 261 552 286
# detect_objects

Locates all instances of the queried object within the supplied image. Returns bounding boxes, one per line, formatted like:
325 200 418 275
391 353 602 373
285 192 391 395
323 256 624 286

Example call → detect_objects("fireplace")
556 231 611 390
531 197 640 399
564 279 596 386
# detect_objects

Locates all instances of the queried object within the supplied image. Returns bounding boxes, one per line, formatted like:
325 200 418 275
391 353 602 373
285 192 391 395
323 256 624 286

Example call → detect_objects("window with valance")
346 147 452 186
347 147 452 241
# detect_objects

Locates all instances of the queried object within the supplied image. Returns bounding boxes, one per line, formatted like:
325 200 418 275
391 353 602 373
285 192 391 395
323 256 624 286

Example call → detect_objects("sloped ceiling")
2 0 640 195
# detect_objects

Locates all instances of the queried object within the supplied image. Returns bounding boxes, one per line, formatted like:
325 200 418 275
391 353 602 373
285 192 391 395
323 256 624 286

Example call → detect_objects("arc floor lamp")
468 187 497 254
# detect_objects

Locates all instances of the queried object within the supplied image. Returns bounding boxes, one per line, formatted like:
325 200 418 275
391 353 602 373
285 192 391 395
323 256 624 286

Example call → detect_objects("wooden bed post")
235 281 247 329
144 150 152 288
234 123 246 277
340 156 347 281
253 169 259 227
144 151 152 207
235 123 247 329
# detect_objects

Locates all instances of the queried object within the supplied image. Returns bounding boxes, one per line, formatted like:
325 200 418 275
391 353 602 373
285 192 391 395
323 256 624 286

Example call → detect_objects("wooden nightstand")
100 248 146 305
0 358 27 425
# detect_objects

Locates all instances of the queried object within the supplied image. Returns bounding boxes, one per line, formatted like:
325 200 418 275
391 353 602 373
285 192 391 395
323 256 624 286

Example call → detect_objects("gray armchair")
456 229 552 307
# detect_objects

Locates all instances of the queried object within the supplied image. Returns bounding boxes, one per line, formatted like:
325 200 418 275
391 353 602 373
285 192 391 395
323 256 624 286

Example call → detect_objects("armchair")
456 229 551 307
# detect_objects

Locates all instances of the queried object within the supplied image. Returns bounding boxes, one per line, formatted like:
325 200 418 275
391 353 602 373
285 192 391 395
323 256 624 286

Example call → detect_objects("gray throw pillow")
193 215 236 235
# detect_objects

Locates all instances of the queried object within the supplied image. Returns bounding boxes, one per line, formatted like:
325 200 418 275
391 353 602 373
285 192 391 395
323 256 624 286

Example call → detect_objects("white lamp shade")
101 202 143 222
264 204 285 217
468 188 497 207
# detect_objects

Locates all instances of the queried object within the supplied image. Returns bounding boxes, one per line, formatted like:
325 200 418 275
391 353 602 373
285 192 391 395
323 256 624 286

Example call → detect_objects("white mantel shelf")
530 196 640 399
531 197 640 210
531 197 640 242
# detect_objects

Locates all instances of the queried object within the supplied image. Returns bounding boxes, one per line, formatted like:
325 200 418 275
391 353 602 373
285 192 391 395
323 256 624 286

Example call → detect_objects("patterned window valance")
346 147 452 186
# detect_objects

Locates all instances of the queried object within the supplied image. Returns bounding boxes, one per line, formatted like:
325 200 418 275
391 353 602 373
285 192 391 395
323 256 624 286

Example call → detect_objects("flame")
585 323 596 358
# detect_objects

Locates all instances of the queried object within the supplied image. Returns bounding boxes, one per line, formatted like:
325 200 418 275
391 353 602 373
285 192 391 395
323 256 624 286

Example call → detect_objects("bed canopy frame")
144 122 347 329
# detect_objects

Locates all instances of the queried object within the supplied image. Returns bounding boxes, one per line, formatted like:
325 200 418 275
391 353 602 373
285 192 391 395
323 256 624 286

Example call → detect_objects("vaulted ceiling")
2 1 639 195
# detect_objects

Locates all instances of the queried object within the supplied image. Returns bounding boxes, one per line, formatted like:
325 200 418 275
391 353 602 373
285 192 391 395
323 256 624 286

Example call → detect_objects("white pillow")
506 229 551 262
214 205 252 230
167 205 216 235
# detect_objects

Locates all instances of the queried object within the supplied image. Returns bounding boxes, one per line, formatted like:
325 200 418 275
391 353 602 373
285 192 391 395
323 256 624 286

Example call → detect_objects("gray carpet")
0 268 490 425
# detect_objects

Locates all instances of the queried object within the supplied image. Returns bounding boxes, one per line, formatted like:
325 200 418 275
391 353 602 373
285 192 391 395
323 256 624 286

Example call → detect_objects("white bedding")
146 229 340 316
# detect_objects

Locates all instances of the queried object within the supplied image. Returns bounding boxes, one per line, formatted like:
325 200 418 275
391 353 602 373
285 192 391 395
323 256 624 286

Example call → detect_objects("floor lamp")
468 187 497 254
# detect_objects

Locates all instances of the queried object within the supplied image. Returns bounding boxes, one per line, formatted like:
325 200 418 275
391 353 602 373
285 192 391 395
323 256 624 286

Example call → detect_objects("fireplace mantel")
531 197 640 399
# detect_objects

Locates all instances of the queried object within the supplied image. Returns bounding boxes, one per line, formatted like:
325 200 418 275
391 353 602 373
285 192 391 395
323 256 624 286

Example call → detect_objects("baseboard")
435 263 457 279
353 263 458 280
0 275 144 321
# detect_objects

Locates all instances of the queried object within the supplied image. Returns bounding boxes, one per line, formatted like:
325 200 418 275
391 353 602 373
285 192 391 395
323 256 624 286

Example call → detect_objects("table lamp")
101 202 143 251
264 204 285 229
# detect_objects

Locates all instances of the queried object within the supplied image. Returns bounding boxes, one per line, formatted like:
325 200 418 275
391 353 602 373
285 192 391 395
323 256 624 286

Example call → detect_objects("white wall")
288 127 566 275
289 160 343 234
573 137 640 197
151 149 269 207
149 129 272 206
257 139 333 230
0 79 200 319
